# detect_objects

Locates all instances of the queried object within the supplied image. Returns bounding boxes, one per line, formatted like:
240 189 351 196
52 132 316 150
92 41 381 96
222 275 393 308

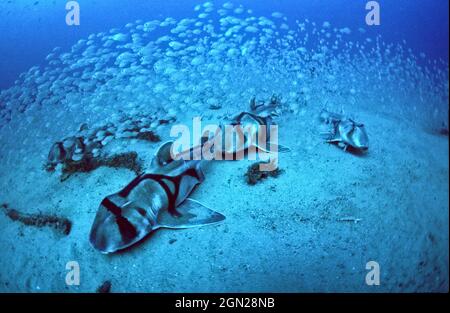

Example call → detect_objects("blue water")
0 0 448 293
0 0 448 90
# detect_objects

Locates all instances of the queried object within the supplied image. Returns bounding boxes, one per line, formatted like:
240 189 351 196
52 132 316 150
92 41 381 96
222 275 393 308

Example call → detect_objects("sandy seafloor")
0 101 448 292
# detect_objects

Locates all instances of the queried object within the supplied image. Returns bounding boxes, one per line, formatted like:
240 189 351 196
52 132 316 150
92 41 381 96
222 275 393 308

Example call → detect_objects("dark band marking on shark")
118 168 201 217
100 197 138 243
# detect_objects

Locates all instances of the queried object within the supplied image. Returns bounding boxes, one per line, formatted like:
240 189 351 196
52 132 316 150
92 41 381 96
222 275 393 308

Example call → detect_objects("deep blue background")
0 0 448 90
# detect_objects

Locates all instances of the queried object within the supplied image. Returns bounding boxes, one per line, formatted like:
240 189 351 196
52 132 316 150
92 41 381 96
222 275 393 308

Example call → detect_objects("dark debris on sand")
1 203 72 236
45 117 162 178
60 151 143 182
96 280 112 293
245 161 283 185
135 131 161 142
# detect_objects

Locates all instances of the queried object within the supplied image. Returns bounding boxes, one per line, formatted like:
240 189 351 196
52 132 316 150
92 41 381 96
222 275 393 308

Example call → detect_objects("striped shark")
89 141 225 254
226 112 291 155
319 109 369 152
89 112 289 254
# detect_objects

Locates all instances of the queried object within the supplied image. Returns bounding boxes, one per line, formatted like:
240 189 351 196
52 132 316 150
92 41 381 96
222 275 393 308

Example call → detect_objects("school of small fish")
0 1 447 135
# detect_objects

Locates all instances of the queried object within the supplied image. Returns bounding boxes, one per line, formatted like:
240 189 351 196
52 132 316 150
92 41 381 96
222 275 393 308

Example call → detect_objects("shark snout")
352 125 369 150
89 205 124 254
89 197 153 254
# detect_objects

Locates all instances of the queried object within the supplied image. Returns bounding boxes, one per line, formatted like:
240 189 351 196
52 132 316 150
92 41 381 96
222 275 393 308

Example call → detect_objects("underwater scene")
0 0 448 293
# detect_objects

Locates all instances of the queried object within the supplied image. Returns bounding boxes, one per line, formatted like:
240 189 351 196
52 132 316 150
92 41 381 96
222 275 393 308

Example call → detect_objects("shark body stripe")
118 168 201 216
101 197 138 243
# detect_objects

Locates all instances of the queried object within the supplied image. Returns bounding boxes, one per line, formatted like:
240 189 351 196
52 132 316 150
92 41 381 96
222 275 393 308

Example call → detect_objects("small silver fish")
89 141 225 254
320 109 369 152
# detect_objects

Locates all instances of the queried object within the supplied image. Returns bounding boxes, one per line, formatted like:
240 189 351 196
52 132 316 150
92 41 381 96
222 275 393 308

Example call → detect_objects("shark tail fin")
270 142 291 153
156 198 225 229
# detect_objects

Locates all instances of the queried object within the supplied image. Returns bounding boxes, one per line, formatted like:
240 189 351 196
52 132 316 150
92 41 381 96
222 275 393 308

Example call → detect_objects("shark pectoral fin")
157 198 225 229
325 134 341 143
320 131 332 139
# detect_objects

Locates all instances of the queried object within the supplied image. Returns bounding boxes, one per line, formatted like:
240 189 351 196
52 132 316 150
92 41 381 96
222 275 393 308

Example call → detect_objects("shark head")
339 119 369 151
351 123 369 150
89 192 160 254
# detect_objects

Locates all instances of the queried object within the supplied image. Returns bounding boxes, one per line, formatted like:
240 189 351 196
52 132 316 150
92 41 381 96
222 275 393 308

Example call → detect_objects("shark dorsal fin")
152 141 175 168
